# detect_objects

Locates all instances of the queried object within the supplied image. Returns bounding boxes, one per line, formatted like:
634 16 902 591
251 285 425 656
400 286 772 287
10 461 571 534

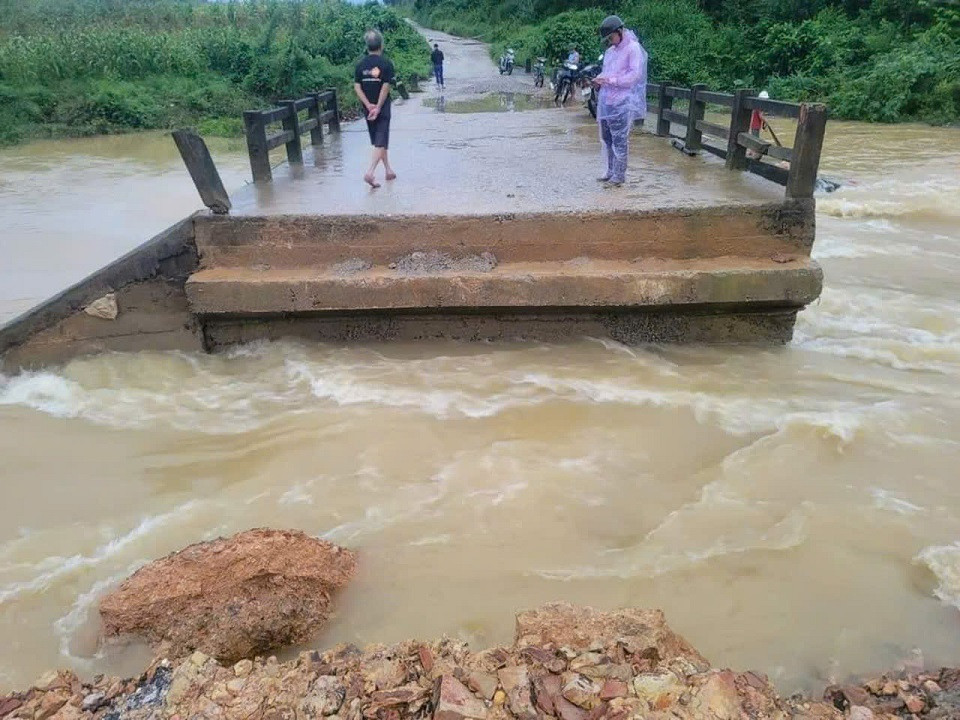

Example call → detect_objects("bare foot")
364 173 381 188
385 172 397 181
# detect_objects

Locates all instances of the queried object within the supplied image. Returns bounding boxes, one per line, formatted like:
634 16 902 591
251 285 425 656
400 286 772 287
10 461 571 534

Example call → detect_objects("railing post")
172 129 231 214
243 110 271 183
656 83 671 137
685 83 707 152
281 100 303 165
327 88 341 133
726 87 755 171
308 94 324 146
786 102 828 199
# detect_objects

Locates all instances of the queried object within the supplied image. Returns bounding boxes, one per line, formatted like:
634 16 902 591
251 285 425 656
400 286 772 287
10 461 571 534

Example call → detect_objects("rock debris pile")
5 602 960 720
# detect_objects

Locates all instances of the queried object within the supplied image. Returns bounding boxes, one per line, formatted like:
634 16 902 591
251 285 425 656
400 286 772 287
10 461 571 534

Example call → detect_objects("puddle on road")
424 92 552 113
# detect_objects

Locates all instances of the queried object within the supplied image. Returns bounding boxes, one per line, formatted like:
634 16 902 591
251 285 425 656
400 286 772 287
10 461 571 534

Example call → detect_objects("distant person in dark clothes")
354 29 396 188
431 43 445 90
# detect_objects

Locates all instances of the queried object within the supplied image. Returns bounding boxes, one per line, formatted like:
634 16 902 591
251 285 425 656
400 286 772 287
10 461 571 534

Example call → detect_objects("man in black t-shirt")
353 30 396 188
431 43 445 90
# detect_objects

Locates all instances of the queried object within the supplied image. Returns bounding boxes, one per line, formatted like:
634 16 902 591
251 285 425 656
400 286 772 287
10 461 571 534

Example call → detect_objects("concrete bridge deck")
231 102 784 217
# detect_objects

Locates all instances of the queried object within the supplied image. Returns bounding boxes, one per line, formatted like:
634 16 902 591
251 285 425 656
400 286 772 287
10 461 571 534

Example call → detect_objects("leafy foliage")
402 0 960 124
0 0 432 145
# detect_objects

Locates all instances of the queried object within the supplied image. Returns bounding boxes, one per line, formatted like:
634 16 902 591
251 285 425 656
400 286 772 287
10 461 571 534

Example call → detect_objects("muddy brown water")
1 114 960 695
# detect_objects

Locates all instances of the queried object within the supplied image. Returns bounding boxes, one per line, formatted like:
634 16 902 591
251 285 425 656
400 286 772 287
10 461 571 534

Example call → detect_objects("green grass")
0 0 433 145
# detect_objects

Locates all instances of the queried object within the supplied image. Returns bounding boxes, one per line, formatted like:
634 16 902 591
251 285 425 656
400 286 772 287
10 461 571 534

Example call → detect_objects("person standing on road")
354 30 397 188
431 43 445 90
592 15 647 188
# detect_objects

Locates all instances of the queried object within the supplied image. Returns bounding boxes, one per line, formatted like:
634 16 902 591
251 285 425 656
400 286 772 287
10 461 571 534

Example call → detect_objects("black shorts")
366 106 391 149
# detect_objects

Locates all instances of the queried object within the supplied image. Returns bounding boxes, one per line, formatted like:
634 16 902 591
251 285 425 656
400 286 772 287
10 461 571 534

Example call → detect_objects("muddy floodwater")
1 117 960 696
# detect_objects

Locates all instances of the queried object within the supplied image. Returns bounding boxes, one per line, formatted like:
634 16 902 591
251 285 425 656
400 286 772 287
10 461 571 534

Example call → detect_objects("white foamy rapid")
916 544 960 610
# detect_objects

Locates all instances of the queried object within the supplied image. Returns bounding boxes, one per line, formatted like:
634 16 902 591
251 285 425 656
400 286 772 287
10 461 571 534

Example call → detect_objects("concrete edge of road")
0 214 200 362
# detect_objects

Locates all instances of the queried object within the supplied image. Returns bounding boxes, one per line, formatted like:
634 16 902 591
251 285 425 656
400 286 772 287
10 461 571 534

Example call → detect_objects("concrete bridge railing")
242 89 341 183
646 83 827 199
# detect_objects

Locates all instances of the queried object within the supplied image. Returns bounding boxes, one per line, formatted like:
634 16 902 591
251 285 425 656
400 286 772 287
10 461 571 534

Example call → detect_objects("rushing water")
1 121 959 695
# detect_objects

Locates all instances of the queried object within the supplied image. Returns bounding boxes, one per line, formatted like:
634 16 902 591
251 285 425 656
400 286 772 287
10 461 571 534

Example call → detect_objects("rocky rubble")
3 603 959 720
99 529 357 663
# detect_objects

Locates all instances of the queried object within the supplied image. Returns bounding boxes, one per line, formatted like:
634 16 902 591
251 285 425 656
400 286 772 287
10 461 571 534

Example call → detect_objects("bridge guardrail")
243 89 341 183
645 83 827 199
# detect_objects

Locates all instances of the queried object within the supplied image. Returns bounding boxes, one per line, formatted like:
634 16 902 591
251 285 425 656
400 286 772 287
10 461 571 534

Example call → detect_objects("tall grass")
0 0 432 145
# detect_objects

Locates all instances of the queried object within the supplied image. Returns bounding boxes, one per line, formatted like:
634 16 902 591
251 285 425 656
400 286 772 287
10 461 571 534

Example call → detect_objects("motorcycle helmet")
600 15 624 40
759 90 770 99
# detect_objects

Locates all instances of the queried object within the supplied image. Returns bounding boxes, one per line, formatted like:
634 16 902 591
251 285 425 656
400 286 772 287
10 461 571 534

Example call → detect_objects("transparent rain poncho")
597 30 648 183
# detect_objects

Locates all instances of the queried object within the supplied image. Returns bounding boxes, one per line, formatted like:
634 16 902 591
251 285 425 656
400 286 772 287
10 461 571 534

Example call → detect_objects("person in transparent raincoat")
593 15 647 187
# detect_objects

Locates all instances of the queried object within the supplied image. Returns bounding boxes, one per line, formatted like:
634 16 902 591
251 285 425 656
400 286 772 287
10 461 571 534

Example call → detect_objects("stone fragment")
35 671 62 691
498 666 536 719
493 689 506 705
302 676 346 716
190 651 210 667
35 692 68 720
599 680 628 700
209 685 233 704
569 654 604 672
465 671 498 701
632 672 682 709
561 673 600 710
533 673 561 715
690 671 742 720
81 692 106 711
553 695 588 720
902 694 924 713
226 679 246 695
234 660 253 677
521 646 565 674
52 704 84 720
419 646 435 674
0 697 23 716
922 679 942 694
848 707 875 720
365 660 405 691
84 293 118 320
824 684 872 710
99 528 357 663
365 683 430 717
433 676 487 720
579 663 633 682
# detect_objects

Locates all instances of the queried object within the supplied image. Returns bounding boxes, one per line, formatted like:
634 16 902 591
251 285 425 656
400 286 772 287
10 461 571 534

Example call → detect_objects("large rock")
99 528 357 662
514 602 709 670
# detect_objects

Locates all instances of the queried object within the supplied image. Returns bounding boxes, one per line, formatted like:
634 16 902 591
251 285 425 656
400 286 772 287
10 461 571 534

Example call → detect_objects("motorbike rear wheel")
534 74 544 88
554 78 569 104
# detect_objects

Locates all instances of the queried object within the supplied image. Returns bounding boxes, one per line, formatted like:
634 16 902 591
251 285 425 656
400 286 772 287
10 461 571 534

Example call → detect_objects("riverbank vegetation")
0 0 431 145
402 0 960 125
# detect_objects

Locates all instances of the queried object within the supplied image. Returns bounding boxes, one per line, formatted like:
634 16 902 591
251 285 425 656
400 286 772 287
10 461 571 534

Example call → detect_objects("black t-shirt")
354 54 395 106
431 49 444 66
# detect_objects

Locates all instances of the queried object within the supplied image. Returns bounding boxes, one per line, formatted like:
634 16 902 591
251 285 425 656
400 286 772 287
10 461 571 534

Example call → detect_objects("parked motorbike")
581 55 604 118
555 54 603 108
533 57 546 88
499 49 515 75
553 60 580 104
